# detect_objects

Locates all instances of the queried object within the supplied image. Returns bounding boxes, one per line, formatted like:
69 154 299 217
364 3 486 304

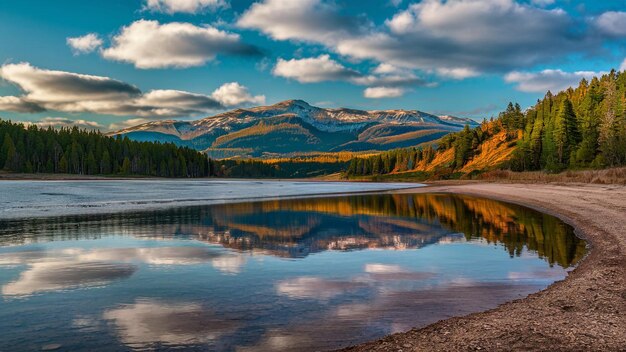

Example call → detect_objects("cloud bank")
0 63 265 118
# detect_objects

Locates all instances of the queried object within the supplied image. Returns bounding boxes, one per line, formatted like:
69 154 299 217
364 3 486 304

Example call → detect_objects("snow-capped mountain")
111 100 478 158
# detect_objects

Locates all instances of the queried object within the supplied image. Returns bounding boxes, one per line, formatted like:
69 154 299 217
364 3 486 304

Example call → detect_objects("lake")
0 180 422 219
0 192 587 351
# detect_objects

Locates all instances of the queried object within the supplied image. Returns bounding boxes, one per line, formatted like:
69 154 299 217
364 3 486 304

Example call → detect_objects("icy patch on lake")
0 180 422 219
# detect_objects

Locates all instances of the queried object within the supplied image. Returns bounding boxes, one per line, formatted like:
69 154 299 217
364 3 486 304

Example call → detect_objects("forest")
0 120 209 177
347 69 626 177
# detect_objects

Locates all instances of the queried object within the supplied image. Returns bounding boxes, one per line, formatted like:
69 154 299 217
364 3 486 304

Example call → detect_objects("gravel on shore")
341 183 626 352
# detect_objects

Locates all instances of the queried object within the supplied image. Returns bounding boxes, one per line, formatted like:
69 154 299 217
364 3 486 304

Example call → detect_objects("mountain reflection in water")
0 193 586 267
0 193 587 351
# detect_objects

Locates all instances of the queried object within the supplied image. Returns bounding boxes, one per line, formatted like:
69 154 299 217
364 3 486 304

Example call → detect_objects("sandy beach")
342 183 626 351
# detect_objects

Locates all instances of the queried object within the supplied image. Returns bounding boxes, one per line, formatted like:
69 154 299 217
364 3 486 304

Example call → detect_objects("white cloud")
0 63 265 118
363 86 405 99
504 69 604 93
372 63 406 75
436 67 481 79
239 0 593 77
145 0 228 14
237 0 363 44
25 117 104 130
272 55 360 83
102 20 259 69
0 62 140 113
210 82 265 106
620 59 626 72
272 55 425 91
66 33 103 54
595 11 626 37
378 0 581 71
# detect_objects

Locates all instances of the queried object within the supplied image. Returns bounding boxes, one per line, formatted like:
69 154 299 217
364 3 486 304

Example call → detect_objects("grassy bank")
343 167 626 185
477 167 626 185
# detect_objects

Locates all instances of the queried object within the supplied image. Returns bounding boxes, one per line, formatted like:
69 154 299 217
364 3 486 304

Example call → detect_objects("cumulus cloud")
239 0 595 77
620 59 626 72
272 55 360 83
272 55 423 98
102 20 260 69
595 11 626 37
66 33 103 54
504 69 604 93
144 0 228 14
363 86 405 99
237 0 365 44
210 82 265 106
0 63 265 118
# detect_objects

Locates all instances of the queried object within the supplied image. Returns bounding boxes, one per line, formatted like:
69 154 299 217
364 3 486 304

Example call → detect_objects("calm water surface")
0 193 587 351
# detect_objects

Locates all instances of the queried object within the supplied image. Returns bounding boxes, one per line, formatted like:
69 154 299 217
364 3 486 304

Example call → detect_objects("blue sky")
0 0 625 130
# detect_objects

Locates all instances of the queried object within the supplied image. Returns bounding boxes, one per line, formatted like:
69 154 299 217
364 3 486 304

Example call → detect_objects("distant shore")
342 183 626 351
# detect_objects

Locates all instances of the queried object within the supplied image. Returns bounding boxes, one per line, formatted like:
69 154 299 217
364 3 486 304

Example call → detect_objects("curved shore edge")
339 183 626 352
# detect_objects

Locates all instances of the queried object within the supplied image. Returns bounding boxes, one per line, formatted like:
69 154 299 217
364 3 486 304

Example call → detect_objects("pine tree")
2 134 17 171
553 99 579 167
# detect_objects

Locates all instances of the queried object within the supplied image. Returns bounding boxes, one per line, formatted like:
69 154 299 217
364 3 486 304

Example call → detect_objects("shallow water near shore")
0 193 587 351
0 179 423 219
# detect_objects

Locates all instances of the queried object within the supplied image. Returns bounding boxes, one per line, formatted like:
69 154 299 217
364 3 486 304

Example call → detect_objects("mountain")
111 100 478 158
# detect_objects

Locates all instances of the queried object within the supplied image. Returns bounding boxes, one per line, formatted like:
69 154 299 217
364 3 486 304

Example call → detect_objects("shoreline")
341 183 626 351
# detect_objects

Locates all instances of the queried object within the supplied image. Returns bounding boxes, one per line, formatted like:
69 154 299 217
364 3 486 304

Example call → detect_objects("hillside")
111 100 478 158
346 69 626 180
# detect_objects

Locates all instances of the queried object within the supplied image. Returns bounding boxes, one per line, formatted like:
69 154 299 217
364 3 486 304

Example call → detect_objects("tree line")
346 69 626 177
0 119 209 177
208 158 346 178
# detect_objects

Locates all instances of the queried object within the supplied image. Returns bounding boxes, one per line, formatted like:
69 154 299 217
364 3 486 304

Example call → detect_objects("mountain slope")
345 68 626 180
111 100 478 158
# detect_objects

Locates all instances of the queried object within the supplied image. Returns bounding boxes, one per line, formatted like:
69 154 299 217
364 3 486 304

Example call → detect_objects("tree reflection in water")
0 193 586 268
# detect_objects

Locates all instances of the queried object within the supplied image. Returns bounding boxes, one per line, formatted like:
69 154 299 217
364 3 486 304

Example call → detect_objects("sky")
0 0 625 131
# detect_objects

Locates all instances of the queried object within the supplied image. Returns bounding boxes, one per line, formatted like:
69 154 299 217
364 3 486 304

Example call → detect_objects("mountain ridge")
111 100 478 158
